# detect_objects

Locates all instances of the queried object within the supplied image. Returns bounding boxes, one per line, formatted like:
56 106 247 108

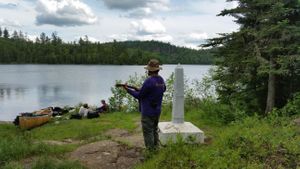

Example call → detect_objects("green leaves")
205 0 300 114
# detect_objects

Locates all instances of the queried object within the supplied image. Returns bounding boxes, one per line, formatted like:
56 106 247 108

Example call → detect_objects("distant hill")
103 40 214 64
0 31 214 65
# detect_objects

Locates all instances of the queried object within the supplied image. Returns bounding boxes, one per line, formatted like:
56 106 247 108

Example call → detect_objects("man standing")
123 59 166 150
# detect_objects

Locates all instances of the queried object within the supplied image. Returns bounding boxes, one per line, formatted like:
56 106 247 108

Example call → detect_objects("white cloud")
102 0 170 18
0 18 21 27
26 34 38 42
36 0 97 26
108 19 172 42
184 32 208 44
109 34 129 41
0 2 17 9
147 0 169 11
131 19 166 35
173 0 237 16
102 0 146 10
107 33 173 42
125 7 152 18
75 35 100 42
135 34 173 42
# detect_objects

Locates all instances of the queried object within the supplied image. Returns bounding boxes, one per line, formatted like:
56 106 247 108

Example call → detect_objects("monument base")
158 122 205 144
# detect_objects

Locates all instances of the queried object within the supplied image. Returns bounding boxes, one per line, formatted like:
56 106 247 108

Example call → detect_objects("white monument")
158 64 205 144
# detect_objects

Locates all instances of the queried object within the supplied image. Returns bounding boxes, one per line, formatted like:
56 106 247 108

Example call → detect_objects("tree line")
0 28 214 65
204 0 300 115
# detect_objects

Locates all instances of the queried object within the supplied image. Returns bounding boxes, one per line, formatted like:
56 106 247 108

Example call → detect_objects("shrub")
278 92 300 116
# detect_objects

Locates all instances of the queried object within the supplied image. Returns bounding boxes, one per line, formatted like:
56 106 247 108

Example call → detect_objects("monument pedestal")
158 122 205 144
159 64 205 144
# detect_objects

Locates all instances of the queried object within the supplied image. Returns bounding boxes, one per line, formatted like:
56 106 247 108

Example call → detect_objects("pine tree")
205 0 300 114
3 28 9 38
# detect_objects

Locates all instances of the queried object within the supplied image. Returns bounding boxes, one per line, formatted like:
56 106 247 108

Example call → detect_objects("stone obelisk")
158 64 205 144
172 64 184 124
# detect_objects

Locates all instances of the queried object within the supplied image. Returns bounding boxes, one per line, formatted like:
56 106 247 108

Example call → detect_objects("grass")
135 113 300 169
0 111 140 168
31 112 139 140
0 103 299 169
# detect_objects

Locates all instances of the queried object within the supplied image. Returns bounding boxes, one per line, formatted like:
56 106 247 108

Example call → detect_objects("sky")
0 0 239 49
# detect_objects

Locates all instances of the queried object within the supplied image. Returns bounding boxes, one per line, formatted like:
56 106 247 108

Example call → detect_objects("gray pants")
141 115 160 150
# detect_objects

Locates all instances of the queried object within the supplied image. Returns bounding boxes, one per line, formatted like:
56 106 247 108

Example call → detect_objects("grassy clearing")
1 102 299 169
3 156 86 169
136 110 300 169
31 112 139 140
0 112 140 167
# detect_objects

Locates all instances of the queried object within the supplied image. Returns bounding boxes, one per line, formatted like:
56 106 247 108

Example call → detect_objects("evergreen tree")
0 27 2 37
12 30 19 40
205 0 300 114
40 32 46 44
3 28 9 38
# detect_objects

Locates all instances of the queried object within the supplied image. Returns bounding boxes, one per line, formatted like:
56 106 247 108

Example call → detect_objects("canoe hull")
19 115 51 130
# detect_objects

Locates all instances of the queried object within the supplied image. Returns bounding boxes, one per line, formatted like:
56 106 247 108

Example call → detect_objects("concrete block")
158 121 205 144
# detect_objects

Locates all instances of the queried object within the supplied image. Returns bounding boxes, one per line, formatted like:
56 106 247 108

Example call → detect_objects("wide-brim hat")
144 59 162 71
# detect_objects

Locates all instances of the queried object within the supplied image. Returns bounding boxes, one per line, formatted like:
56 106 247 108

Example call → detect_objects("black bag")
70 114 82 119
87 112 99 119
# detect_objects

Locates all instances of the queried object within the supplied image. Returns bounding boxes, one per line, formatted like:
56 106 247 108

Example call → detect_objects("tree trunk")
265 56 276 114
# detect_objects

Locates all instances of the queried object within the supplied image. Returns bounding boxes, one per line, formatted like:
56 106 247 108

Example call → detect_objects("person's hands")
134 86 140 91
123 83 128 90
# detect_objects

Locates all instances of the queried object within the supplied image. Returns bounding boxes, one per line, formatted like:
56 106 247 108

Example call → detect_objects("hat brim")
144 66 162 71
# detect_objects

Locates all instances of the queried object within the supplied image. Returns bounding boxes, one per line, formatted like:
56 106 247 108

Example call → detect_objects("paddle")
115 84 140 91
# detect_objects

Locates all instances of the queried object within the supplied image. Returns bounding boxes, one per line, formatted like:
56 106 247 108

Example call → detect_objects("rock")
293 118 300 126
69 140 142 169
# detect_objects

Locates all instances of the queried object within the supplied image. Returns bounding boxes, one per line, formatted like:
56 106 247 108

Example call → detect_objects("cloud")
125 7 152 18
0 18 21 27
173 0 237 16
131 19 166 35
75 35 100 43
36 0 97 26
26 34 38 42
102 0 146 10
184 32 208 44
108 19 172 42
0 3 17 9
108 33 172 42
102 0 170 18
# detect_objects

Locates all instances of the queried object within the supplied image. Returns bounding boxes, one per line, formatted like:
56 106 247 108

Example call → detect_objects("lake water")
0 64 211 121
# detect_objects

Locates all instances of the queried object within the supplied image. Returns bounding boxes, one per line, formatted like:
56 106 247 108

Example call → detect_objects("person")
122 59 166 150
95 100 109 113
71 103 89 119
79 103 89 117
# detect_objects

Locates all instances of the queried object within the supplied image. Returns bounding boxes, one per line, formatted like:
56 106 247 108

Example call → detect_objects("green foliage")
194 98 246 125
2 162 23 169
0 134 74 166
205 0 300 114
109 73 146 112
31 156 85 169
31 112 138 140
137 116 300 169
0 112 139 166
0 31 214 64
277 92 300 116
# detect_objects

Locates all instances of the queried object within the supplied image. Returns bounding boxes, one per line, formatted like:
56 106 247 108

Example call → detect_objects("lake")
0 64 211 121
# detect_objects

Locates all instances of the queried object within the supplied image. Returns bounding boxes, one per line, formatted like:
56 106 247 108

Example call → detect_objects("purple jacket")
127 75 166 116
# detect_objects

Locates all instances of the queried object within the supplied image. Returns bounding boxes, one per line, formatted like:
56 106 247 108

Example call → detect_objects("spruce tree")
205 0 300 114
3 28 9 38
